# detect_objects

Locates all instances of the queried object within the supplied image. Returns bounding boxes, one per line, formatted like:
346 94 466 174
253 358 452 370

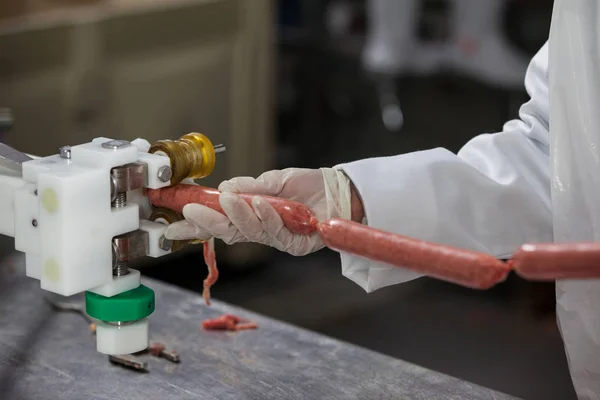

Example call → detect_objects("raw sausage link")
147 184 319 235
510 242 600 280
317 219 510 289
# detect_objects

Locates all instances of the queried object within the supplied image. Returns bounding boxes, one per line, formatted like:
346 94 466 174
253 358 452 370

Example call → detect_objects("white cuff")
330 154 433 292
321 167 352 220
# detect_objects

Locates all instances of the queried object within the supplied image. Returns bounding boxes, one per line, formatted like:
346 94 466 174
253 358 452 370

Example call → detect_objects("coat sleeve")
336 42 551 293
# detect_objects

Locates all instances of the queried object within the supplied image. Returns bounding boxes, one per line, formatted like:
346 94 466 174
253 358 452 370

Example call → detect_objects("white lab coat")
338 0 599 398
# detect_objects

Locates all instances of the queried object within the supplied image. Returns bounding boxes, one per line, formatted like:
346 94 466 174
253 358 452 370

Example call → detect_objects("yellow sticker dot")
41 189 58 213
44 259 60 282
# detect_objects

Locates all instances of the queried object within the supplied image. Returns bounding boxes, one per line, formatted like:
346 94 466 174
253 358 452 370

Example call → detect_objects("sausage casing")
147 184 318 235
317 219 510 289
511 242 600 280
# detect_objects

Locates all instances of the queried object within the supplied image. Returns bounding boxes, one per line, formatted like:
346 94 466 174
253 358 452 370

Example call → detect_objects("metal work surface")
0 254 520 400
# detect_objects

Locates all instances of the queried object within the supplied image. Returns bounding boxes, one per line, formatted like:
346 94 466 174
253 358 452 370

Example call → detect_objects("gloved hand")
164 168 355 256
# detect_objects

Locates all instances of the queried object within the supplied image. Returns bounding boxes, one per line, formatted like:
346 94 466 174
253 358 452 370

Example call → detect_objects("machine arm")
0 131 224 356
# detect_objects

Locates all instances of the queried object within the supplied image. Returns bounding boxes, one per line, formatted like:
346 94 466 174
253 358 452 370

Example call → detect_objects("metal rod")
109 355 148 372
214 144 226 154
0 142 34 173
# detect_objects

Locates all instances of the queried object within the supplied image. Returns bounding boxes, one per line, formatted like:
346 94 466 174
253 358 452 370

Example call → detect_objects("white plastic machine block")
89 269 141 297
14 183 41 279
14 183 39 256
0 166 28 237
0 137 186 356
25 254 41 280
19 139 142 296
140 220 170 258
70 138 139 169
131 138 151 153
37 166 138 296
12 137 174 297
128 189 154 220
137 152 172 189
87 137 171 189
95 319 149 355
130 136 173 189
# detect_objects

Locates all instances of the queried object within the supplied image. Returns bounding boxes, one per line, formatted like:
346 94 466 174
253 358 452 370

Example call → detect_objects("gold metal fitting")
149 207 205 252
149 132 216 185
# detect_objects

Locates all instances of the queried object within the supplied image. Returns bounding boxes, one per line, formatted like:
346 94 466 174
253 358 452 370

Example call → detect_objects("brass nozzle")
149 132 216 185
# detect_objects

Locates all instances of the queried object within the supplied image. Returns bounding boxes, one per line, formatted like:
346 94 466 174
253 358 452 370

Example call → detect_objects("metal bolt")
148 342 181 363
112 192 127 208
113 261 130 277
109 355 148 372
59 146 71 159
159 235 172 251
102 140 131 150
157 165 173 183
214 144 226 154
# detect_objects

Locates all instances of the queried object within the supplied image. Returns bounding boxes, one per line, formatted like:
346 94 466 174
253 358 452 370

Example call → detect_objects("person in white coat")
165 1 598 397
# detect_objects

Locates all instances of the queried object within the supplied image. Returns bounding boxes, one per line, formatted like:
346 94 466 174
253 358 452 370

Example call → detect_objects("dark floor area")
144 70 577 399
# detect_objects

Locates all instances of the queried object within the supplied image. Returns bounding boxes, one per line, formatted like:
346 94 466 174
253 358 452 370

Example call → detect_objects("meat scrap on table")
202 314 258 331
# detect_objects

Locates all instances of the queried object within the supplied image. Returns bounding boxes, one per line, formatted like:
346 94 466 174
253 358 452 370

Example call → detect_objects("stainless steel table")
0 254 520 400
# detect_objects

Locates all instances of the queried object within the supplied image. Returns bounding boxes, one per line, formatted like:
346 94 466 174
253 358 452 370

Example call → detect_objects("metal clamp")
112 230 149 276
110 162 147 205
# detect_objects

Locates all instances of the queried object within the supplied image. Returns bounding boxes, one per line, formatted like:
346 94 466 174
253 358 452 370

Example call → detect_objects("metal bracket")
0 142 33 173
112 230 150 264
110 162 147 202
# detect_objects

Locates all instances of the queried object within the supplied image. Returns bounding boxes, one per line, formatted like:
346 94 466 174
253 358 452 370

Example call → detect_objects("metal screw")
159 235 172 251
157 166 172 183
111 192 127 208
102 140 131 150
113 261 130 277
32 219 38 227
59 146 71 159
214 144 226 154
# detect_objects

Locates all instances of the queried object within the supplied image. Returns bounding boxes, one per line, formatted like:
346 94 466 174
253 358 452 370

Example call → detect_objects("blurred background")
0 0 573 399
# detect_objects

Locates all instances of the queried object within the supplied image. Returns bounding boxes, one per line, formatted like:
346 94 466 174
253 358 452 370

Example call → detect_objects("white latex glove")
164 168 353 256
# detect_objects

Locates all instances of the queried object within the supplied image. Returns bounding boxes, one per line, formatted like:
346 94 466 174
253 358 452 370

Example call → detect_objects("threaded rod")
112 192 127 208
113 260 130 276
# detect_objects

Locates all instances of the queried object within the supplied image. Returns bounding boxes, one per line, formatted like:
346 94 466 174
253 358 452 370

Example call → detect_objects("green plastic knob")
85 285 155 322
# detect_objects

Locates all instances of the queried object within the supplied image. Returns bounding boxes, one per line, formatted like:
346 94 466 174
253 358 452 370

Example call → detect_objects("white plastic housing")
140 220 170 258
89 269 141 297
0 137 173 297
0 167 27 237
96 319 149 355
